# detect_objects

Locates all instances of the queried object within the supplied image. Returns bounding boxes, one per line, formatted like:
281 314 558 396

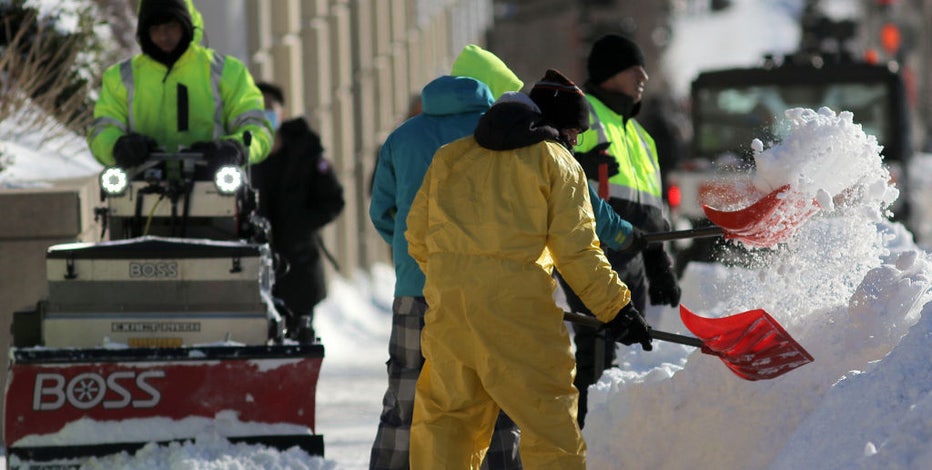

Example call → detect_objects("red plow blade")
4 344 325 464
680 305 814 381
702 184 820 247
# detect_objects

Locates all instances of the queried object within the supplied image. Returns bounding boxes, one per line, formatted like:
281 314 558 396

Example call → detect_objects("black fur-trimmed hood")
136 0 195 66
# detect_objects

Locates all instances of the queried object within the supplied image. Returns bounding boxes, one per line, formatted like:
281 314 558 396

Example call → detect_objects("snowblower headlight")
100 167 129 196
214 165 243 195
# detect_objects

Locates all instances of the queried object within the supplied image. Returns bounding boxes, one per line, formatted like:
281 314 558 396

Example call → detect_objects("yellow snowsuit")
406 100 630 469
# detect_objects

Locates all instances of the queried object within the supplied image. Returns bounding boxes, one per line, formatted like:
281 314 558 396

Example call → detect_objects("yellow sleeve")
545 143 630 322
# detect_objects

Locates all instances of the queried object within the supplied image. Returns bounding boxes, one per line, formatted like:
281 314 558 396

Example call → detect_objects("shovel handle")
598 163 609 200
563 311 704 349
642 225 725 244
648 329 704 348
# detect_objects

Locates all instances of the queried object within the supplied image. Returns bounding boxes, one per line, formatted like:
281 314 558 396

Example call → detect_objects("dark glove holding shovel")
574 142 618 180
618 226 648 253
604 303 652 351
643 246 682 307
113 132 158 168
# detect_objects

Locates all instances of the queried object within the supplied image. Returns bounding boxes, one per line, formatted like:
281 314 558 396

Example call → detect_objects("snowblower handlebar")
149 151 207 160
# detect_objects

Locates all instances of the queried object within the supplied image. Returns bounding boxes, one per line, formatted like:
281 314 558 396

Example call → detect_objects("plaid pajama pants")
369 296 523 470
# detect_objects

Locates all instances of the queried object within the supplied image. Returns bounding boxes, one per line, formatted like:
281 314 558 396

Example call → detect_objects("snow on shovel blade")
680 305 814 381
702 184 820 247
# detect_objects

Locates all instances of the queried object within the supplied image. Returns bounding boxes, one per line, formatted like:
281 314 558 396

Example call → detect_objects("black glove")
113 133 157 168
618 226 648 253
190 139 247 168
574 142 619 180
604 303 652 351
643 247 682 307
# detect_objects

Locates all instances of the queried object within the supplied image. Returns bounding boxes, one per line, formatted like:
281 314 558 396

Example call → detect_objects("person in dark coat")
251 82 345 341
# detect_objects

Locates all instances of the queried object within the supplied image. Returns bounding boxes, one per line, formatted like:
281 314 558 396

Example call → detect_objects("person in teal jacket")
88 0 271 170
368 44 525 470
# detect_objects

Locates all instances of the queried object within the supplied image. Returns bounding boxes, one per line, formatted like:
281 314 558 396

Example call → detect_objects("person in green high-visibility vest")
559 34 682 429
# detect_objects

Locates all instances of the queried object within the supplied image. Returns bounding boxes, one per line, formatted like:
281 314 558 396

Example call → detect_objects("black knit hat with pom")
528 69 590 131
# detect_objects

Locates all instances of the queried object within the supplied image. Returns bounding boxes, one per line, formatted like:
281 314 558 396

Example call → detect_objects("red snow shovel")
635 186 820 247
599 165 815 248
701 184 820 247
563 305 813 381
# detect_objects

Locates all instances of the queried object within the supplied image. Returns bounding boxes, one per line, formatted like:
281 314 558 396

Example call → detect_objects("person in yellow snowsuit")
88 0 271 169
406 70 654 469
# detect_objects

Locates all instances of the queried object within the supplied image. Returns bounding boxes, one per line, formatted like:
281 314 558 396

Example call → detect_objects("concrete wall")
0 176 100 428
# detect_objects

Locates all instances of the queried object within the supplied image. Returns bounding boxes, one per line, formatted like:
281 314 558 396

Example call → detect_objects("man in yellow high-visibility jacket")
562 34 682 428
88 0 271 170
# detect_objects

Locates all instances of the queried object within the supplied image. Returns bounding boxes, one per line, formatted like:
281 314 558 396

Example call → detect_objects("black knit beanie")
528 69 590 132
587 34 645 85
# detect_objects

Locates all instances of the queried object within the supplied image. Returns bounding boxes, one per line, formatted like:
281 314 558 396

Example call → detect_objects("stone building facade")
199 0 495 274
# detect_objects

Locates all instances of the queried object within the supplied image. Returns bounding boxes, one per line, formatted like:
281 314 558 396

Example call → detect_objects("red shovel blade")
702 184 819 247
680 305 814 381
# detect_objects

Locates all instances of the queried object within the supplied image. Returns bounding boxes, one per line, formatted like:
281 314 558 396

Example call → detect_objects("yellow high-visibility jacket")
576 95 666 232
88 0 271 166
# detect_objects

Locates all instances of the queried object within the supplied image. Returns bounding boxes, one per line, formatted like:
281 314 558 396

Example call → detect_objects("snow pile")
752 107 899 214
0 106 101 188
313 263 394 367
771 300 932 470
582 107 932 469
79 435 336 470
13 412 312 448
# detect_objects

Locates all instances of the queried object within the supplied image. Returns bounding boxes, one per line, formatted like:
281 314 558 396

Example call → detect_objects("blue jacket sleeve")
369 142 397 244
588 183 634 251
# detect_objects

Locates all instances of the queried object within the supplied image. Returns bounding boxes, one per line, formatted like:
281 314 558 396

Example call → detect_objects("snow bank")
0 107 101 188
582 107 932 469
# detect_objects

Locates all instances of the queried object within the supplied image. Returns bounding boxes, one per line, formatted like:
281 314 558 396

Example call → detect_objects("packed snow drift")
584 108 932 470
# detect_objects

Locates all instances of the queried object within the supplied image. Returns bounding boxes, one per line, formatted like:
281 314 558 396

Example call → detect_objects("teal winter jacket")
369 76 495 297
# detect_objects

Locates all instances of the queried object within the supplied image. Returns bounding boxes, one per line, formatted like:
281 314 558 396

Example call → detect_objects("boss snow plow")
5 150 325 468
